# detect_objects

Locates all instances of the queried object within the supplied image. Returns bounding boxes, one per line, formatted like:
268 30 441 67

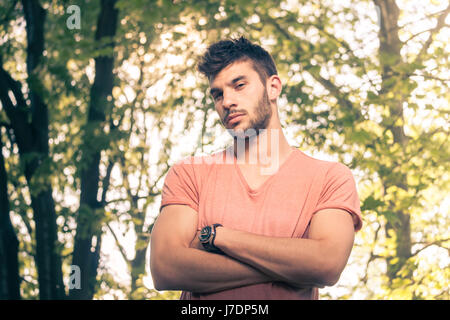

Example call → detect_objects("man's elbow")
318 262 344 287
151 265 181 291
151 267 168 291
290 264 342 288
319 271 341 287
150 254 177 291
152 275 172 292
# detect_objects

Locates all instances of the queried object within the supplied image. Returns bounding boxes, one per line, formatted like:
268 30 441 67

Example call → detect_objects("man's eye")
236 83 245 89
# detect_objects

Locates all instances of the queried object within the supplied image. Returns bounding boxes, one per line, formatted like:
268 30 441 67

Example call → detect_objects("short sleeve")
159 158 199 213
313 162 362 232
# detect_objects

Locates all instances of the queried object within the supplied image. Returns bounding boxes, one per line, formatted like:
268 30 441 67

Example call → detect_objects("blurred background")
0 0 448 300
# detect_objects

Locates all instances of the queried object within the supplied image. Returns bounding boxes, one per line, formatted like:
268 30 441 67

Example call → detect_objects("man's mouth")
227 113 245 124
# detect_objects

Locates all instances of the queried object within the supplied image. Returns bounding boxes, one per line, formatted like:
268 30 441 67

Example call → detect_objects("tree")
0 131 20 299
0 0 65 299
1 0 201 299
69 0 119 300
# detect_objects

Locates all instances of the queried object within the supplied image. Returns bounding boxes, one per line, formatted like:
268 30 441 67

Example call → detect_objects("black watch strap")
210 223 222 250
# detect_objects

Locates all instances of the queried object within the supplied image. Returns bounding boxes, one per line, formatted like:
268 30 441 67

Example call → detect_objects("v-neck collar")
233 146 298 195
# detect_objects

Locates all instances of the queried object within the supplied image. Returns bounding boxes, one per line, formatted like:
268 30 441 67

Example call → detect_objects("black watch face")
199 226 212 243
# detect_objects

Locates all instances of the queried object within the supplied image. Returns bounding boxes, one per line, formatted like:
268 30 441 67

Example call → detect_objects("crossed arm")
150 204 356 293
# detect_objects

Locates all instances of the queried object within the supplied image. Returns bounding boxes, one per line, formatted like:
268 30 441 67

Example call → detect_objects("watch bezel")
199 225 212 243
199 224 223 254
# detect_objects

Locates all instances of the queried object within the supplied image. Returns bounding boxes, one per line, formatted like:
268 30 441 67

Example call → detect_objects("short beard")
228 88 272 140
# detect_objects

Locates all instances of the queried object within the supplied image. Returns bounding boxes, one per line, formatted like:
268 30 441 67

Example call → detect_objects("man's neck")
233 127 292 171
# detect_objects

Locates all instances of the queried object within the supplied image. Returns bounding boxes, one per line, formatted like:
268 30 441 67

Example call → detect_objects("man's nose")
222 89 237 110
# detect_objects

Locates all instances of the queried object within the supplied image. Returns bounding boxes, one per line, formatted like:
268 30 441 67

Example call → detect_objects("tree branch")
258 13 363 120
310 70 362 118
411 237 450 257
413 2 450 65
409 71 450 84
361 223 383 285
100 156 115 205
106 222 130 265
0 60 32 153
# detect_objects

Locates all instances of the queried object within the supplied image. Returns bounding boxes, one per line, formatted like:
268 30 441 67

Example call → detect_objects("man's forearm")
153 246 272 293
214 227 336 288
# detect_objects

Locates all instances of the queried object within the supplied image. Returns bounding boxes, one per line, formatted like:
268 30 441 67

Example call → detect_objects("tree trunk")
374 0 412 282
70 0 118 300
0 135 21 300
0 0 65 299
22 0 66 299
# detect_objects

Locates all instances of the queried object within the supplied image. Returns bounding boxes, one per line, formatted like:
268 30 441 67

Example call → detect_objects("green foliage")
1 0 448 300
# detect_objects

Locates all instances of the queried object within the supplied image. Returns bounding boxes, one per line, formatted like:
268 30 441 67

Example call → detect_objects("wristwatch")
199 224 223 254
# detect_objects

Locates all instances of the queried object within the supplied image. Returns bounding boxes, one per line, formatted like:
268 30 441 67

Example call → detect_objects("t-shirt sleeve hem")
159 198 199 214
313 204 362 232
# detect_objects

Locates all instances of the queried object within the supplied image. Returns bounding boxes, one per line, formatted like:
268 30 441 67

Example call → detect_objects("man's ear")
267 75 282 101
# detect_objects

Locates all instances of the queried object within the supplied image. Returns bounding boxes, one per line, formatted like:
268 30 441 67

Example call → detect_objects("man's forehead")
210 59 256 87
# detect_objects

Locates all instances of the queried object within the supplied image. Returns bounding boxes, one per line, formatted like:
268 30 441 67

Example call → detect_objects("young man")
150 37 362 300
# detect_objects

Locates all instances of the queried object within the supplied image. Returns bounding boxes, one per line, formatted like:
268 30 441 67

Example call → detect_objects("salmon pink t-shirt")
159 146 362 300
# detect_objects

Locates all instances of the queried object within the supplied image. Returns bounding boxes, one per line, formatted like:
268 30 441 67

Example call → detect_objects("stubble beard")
227 88 272 141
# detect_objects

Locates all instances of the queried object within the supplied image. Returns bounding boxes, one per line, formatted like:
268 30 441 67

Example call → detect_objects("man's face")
209 59 272 139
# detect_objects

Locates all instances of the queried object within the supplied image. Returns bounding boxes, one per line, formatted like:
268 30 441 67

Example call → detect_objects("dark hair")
197 36 278 83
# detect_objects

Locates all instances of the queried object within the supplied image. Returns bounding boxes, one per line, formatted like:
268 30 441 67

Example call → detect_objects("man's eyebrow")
210 87 221 96
230 75 247 84
209 75 248 96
